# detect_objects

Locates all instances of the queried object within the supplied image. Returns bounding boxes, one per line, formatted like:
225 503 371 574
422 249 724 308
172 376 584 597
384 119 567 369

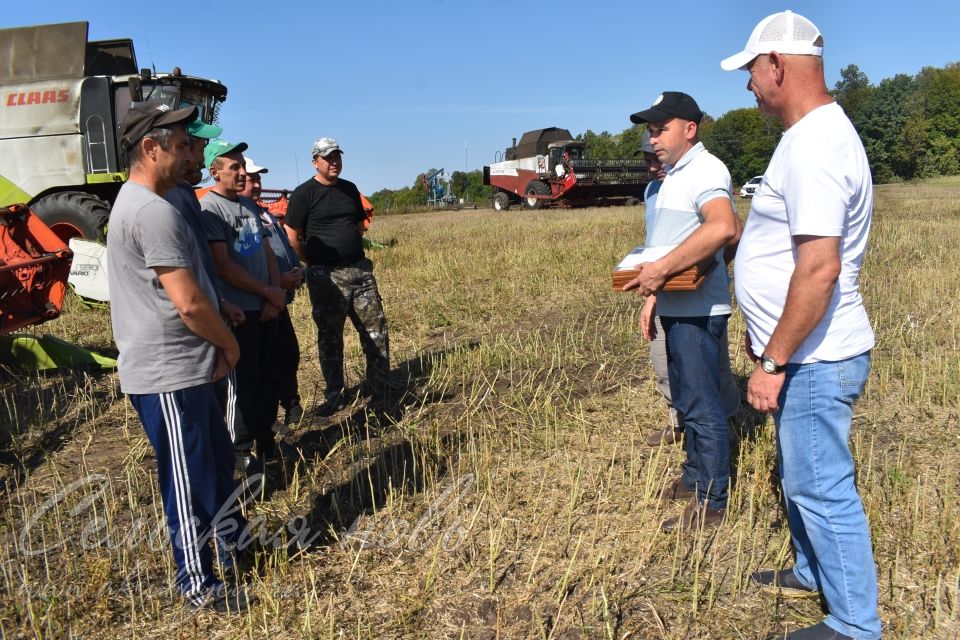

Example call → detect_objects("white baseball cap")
243 156 268 174
720 10 823 71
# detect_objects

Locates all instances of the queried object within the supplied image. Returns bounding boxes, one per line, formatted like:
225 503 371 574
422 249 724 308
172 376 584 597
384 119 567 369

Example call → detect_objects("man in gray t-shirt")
107 101 252 613
200 139 287 469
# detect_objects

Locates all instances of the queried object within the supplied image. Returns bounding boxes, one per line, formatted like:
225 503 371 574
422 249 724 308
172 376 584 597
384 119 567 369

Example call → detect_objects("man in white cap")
239 156 305 432
285 137 390 415
721 11 881 640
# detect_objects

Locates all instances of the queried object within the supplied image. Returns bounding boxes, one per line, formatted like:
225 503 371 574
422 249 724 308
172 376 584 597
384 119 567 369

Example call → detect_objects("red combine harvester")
483 127 650 211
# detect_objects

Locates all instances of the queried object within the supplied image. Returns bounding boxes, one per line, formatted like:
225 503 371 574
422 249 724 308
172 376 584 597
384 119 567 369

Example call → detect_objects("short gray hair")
126 127 176 167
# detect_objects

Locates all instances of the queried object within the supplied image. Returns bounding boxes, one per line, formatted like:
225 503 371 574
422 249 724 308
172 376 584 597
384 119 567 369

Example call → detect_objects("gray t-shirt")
107 181 219 394
200 192 270 311
163 182 220 293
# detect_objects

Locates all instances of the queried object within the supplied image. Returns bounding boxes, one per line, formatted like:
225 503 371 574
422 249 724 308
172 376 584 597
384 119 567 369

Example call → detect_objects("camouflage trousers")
306 258 389 402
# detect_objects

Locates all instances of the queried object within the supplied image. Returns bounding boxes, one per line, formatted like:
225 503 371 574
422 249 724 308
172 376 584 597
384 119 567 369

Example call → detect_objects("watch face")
761 356 779 374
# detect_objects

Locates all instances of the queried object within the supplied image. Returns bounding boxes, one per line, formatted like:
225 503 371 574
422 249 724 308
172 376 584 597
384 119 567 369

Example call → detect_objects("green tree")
833 64 874 127
701 108 781 185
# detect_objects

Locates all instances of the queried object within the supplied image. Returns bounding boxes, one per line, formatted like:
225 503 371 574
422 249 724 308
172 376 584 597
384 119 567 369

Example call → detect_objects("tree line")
368 61 959 210
577 61 960 186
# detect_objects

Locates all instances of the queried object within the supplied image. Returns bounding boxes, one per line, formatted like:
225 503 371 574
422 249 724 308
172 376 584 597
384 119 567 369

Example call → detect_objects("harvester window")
141 84 181 110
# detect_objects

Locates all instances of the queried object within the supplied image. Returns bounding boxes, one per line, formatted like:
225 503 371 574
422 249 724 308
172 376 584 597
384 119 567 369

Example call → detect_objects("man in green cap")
200 139 287 475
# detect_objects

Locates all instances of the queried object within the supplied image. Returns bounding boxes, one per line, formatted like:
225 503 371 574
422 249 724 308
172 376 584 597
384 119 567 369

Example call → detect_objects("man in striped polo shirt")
624 92 741 531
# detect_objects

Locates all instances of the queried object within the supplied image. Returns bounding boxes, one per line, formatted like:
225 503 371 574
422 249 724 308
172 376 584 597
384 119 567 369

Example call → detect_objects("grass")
1 178 959 638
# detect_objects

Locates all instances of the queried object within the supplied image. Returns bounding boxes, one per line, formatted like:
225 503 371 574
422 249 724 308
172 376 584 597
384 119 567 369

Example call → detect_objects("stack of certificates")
612 246 718 292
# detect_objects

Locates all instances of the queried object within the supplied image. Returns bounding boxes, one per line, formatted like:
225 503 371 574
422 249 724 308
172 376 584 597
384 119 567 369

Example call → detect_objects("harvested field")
1 178 959 638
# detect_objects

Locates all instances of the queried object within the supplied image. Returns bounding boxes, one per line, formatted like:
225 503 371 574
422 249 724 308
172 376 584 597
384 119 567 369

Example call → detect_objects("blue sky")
7 1 960 194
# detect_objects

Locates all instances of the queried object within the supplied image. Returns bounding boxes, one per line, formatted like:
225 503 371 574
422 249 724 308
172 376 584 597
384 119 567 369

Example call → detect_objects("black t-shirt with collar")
286 177 365 267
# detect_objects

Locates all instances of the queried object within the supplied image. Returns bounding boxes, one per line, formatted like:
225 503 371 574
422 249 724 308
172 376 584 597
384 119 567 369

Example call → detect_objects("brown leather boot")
645 426 684 447
659 476 696 502
661 499 725 532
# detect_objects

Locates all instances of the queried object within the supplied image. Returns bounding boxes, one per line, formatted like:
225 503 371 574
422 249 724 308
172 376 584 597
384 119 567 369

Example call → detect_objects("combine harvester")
483 127 650 211
0 20 227 367
0 21 228 303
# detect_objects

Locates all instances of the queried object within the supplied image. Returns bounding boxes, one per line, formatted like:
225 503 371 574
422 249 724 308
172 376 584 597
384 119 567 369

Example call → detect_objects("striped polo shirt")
648 142 733 318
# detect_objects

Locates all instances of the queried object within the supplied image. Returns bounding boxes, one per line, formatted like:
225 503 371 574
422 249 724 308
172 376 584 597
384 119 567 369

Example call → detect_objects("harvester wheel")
624 197 643 207
32 191 110 243
493 192 510 212
524 181 550 209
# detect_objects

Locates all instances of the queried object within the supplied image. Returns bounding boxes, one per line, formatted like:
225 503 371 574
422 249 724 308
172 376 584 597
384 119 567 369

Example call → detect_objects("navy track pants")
129 383 245 603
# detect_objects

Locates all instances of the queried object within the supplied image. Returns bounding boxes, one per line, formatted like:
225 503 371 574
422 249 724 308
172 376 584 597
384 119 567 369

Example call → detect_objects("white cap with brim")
244 156 268 174
720 10 823 71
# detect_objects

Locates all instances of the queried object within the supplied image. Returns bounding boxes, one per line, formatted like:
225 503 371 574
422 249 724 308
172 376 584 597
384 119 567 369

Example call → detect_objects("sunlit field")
1 177 959 638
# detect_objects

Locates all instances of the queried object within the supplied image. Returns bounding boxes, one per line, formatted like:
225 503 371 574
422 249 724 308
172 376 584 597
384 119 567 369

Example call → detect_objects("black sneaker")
284 403 304 426
751 567 820 598
235 453 263 477
317 393 349 416
768 622 853 640
187 582 256 614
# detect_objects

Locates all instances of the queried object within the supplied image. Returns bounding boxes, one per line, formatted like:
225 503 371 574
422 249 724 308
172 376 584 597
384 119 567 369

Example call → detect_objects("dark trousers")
275 307 300 410
129 383 245 604
305 258 389 401
661 314 732 510
219 314 279 456
261 307 301 425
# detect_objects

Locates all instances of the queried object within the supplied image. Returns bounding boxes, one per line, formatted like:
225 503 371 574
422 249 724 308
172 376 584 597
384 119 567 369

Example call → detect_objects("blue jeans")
661 315 731 510
774 352 881 639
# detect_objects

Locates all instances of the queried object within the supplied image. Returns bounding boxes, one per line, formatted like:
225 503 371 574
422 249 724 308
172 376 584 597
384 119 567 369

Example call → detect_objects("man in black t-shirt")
285 137 390 414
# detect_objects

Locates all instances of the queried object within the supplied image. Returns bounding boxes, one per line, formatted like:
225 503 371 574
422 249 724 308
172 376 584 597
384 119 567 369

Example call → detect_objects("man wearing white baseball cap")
722 11 881 640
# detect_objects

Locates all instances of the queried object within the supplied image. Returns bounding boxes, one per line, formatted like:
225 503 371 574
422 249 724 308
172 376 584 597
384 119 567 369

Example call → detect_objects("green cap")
186 118 222 139
204 138 249 169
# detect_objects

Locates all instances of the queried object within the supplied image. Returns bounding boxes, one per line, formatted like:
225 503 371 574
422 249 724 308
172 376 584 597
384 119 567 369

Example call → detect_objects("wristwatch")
760 353 785 375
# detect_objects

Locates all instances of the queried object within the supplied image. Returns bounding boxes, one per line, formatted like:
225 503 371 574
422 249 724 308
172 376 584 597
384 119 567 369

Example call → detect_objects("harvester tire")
32 191 110 243
624 197 643 207
493 192 510 212
524 181 549 209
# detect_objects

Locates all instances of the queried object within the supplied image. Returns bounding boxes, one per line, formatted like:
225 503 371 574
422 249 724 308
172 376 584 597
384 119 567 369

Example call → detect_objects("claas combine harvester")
0 21 227 365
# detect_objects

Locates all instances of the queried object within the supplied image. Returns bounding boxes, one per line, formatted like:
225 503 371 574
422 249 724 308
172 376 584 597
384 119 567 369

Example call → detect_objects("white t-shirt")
649 143 733 317
734 102 875 363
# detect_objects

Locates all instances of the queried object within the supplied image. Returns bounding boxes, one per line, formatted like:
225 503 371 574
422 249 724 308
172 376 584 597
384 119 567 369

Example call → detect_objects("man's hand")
640 296 658 341
280 267 304 290
262 285 287 309
260 301 282 322
211 341 241 382
220 299 246 327
622 261 669 297
746 365 784 413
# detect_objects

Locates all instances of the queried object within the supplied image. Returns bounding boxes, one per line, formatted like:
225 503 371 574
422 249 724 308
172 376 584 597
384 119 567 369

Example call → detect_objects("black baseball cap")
630 92 703 124
120 101 198 151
